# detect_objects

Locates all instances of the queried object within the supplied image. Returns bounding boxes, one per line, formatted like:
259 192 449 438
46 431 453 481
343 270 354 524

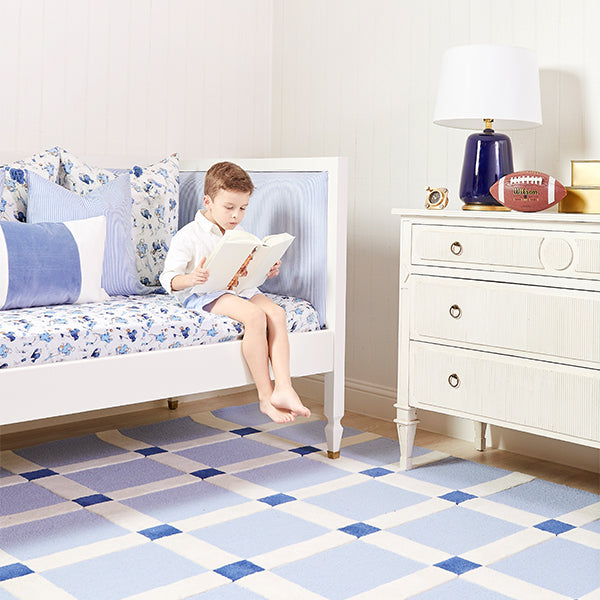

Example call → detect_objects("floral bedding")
0 293 320 370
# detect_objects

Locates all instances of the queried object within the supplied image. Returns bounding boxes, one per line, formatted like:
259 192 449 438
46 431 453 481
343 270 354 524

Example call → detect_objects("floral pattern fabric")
1 147 61 222
0 293 320 370
59 150 180 287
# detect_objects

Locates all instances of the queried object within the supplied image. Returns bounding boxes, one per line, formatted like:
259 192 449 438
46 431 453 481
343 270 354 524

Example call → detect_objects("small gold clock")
425 186 449 209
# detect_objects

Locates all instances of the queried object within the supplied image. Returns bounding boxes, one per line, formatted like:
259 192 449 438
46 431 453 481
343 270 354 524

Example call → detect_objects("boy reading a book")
160 162 310 424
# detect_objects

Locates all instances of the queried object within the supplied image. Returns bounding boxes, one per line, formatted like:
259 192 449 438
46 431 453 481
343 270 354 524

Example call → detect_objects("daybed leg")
167 398 179 410
474 421 487 451
324 371 344 458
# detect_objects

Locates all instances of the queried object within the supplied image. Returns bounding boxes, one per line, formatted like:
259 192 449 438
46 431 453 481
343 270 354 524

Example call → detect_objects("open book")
192 230 295 294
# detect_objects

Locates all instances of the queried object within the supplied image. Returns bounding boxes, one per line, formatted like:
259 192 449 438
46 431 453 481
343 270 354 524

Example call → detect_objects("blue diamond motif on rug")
439 490 477 504
434 556 481 575
258 493 296 506
73 494 112 507
360 467 394 477
138 524 181 540
20 468 57 481
339 522 380 538
230 427 261 436
215 560 264 581
534 519 576 535
0 563 33 582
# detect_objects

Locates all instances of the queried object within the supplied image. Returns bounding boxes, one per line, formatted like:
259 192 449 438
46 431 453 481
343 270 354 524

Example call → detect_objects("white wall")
273 0 600 472
0 0 273 164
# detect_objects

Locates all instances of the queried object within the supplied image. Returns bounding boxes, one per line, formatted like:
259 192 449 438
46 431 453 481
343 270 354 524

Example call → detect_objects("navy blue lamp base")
459 128 514 210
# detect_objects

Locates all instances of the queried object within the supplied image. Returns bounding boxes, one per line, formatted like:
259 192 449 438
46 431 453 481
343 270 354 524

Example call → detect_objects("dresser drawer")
410 341 600 443
410 275 600 366
412 224 600 279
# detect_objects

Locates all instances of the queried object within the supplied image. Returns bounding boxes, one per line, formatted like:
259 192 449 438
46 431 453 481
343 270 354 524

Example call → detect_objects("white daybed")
0 157 347 458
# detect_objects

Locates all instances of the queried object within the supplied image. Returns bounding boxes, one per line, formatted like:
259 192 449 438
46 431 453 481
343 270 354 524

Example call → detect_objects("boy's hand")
267 260 281 279
188 257 210 286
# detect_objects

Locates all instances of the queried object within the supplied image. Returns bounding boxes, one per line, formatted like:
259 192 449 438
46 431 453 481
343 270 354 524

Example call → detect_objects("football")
489 171 566 212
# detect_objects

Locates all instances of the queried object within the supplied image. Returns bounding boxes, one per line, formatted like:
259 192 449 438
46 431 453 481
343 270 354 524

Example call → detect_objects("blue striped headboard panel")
179 171 328 327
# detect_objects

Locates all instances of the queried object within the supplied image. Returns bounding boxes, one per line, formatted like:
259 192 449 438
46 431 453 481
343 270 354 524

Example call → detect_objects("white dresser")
393 209 600 470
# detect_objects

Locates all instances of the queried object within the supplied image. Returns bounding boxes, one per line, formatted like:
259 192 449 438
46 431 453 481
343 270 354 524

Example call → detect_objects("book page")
233 233 295 291
192 238 258 293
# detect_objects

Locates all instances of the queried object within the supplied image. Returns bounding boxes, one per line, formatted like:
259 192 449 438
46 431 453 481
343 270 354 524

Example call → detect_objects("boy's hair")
204 162 254 199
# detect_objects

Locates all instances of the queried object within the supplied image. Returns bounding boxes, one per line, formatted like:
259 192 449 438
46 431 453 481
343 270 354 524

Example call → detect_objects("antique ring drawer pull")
450 241 463 256
449 304 462 319
448 373 460 388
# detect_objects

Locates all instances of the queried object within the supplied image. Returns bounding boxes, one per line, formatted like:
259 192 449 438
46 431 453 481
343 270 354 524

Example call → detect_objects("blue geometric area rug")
1 403 599 600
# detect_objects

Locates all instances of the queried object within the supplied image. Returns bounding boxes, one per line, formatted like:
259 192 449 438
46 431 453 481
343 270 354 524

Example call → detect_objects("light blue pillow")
26 171 151 296
0 216 109 310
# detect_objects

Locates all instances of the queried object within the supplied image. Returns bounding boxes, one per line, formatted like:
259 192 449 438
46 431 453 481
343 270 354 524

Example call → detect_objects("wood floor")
1 390 598 494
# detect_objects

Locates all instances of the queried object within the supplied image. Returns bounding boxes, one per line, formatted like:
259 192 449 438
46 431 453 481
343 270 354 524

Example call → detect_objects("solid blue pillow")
26 171 151 296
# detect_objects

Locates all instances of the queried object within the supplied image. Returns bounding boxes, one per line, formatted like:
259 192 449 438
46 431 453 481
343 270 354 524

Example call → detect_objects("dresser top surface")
391 208 600 225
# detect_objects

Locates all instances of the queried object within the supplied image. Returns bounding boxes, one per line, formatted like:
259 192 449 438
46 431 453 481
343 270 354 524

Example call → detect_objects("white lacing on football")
509 175 543 186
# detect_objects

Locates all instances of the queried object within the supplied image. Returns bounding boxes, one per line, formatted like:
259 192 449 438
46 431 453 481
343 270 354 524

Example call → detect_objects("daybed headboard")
179 169 328 326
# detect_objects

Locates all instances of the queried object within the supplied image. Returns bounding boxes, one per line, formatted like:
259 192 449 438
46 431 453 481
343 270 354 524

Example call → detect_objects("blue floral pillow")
59 149 179 287
0 147 61 222
26 171 151 297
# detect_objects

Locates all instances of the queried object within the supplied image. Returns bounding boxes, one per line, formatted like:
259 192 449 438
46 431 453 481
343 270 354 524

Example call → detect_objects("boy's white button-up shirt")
159 210 227 304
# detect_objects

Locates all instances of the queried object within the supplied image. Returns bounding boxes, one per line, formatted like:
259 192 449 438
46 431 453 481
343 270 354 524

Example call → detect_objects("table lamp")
433 44 542 210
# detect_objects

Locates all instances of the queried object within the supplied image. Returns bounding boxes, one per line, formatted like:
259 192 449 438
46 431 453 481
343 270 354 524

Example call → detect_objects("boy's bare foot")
271 387 311 418
259 400 295 424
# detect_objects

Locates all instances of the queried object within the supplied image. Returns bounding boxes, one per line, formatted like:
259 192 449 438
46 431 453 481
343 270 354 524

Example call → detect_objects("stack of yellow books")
559 161 600 213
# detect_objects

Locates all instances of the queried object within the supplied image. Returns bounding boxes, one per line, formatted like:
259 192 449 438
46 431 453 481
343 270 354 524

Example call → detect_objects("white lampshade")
433 44 542 131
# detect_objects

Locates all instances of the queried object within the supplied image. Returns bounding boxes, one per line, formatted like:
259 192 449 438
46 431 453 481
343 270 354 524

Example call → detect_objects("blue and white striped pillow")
0 216 108 310
26 171 152 297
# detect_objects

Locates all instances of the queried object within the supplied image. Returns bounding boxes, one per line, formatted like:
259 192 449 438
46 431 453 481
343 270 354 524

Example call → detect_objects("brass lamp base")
462 204 510 211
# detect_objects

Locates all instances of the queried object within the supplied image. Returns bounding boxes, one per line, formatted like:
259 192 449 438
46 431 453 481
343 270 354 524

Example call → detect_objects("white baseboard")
294 375 600 474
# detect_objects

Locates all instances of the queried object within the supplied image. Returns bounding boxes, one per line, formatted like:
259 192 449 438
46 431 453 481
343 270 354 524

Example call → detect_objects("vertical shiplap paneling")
40 0 67 150
105 0 133 158
558 0 586 183
126 0 152 157
165 0 187 155
535 0 562 179
427 0 452 192
510 0 539 171
0 1 21 152
583 0 600 161
85 3 111 156
146 0 171 156
62 1 91 157
16 0 45 156
0 0 273 164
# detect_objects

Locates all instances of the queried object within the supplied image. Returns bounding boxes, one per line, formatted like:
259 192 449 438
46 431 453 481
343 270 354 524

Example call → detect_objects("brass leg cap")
327 450 340 459
167 399 179 410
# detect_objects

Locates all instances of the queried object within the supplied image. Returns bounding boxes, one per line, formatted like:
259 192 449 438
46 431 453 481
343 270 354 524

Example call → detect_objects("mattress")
0 293 319 370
